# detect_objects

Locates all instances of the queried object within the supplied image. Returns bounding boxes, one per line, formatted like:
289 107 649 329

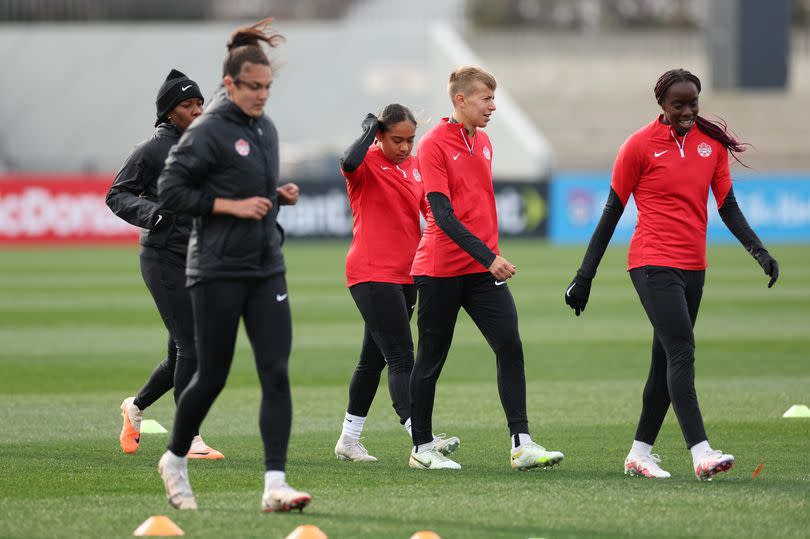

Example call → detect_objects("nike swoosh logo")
181 85 193 91
566 283 575 297
381 167 390 170
346 419 352 422
654 150 669 157
495 281 506 286
188 451 209 456
134 437 140 444
411 454 430 468
452 153 461 160
276 293 288 302
153 214 163 228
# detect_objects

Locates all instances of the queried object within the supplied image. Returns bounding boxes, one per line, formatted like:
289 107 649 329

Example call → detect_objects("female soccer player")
409 66 564 471
334 106 459 462
564 68 779 481
156 19 309 512
106 69 222 459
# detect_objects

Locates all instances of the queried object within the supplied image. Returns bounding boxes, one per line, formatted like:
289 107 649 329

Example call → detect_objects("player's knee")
385 348 414 374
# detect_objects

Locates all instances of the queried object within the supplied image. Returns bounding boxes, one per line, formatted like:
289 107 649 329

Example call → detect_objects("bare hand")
488 255 516 281
276 183 300 206
214 196 272 220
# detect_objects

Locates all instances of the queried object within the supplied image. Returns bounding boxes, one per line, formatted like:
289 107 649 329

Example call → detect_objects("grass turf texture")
0 241 808 539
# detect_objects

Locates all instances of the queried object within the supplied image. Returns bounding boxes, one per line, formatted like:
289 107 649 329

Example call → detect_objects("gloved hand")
565 273 592 316
754 249 779 288
362 113 380 131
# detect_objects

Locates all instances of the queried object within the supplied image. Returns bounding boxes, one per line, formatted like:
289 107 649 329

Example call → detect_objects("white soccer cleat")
624 452 671 478
158 451 197 510
510 442 564 471
694 449 735 481
262 484 312 513
433 433 460 456
409 447 461 470
334 437 378 462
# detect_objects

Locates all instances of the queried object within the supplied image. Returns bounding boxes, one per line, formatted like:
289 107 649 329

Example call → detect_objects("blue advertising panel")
549 173 810 244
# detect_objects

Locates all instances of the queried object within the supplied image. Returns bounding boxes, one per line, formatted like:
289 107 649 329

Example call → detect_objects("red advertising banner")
0 174 140 243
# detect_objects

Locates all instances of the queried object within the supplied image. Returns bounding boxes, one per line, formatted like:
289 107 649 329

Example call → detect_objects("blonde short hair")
448 66 497 104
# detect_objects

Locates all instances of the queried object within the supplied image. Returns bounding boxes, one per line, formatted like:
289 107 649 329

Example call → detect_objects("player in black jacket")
106 69 223 459
156 19 310 513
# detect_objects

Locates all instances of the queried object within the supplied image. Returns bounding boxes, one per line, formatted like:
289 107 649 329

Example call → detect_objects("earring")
167 115 172 120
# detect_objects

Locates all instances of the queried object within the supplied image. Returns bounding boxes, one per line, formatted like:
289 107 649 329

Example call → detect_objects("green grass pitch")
0 241 808 538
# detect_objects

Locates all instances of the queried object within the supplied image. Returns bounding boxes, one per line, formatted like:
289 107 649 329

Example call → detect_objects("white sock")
165 450 187 468
415 441 435 453
630 440 653 456
403 418 412 436
264 470 286 491
690 440 712 465
340 413 366 442
511 433 532 451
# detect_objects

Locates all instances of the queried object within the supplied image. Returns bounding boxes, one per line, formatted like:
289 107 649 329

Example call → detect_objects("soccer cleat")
510 442 564 471
694 449 734 481
433 433 460 456
334 437 378 462
119 397 143 454
158 451 197 510
262 484 312 513
409 448 461 470
187 435 224 460
624 453 671 478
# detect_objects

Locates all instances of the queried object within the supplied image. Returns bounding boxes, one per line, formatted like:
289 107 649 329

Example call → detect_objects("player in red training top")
408 66 565 471
336 105 460 462
565 68 779 481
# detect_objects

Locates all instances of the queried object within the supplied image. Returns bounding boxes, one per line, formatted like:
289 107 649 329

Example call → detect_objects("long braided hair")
654 68 748 165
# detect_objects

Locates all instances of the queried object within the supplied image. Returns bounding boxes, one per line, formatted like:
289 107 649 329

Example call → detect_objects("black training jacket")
106 124 192 257
157 97 285 282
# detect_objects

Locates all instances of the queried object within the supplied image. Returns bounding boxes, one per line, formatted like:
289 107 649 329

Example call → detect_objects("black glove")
565 273 592 316
754 249 779 288
361 112 380 131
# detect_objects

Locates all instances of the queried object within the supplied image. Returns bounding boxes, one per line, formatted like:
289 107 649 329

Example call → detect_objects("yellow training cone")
133 515 184 536
410 532 441 539
285 525 328 539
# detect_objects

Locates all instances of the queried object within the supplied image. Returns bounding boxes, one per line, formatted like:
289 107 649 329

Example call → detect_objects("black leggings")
630 266 708 448
168 274 292 471
135 247 196 410
346 282 416 424
410 272 528 446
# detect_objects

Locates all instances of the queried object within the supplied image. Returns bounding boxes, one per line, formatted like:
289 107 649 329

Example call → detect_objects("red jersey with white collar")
342 144 425 287
611 116 733 271
411 118 499 277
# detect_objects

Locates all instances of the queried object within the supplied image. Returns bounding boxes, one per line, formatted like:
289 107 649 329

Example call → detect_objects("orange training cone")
285 525 328 539
133 516 185 536
410 532 441 539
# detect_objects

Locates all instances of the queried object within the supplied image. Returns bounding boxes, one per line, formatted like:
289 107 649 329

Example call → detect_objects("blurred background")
0 0 808 244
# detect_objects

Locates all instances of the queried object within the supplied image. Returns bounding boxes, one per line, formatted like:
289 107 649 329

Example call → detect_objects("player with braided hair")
565 68 779 481
334 104 460 462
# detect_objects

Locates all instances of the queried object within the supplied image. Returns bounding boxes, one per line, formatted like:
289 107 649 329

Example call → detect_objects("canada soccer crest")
697 142 712 158
413 169 422 182
235 139 250 156
483 146 491 160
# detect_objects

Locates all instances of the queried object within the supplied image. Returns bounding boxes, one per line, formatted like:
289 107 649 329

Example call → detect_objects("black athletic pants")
168 274 292 471
135 247 197 410
346 282 416 424
410 272 529 446
630 266 708 448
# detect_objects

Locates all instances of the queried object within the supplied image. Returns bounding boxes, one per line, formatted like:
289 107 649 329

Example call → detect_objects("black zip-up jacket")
158 97 285 282
106 123 192 257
